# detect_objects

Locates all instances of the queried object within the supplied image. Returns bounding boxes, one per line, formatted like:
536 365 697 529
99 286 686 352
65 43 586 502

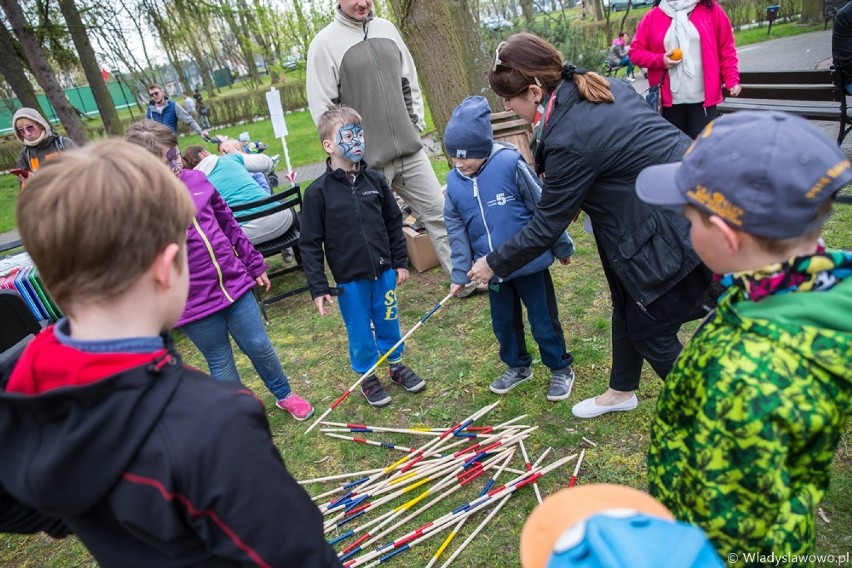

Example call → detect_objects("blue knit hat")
444 96 493 159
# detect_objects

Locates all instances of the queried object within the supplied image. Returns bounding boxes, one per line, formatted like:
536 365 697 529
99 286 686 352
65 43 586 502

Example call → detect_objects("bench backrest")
490 110 534 166
732 70 840 102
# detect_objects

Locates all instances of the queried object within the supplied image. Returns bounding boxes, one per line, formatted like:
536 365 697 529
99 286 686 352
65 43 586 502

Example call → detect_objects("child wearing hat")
636 111 852 561
443 96 576 401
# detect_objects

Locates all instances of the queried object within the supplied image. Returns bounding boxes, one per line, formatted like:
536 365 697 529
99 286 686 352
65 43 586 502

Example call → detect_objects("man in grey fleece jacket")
306 0 452 276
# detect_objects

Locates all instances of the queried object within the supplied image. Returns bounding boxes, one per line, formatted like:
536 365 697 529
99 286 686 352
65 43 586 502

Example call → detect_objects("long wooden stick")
304 292 455 434
568 448 586 488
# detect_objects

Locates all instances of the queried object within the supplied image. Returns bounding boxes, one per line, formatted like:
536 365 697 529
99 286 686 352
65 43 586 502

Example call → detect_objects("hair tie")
562 63 588 80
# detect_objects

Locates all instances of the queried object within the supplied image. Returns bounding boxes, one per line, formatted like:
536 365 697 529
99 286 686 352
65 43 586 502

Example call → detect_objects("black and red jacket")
0 326 341 567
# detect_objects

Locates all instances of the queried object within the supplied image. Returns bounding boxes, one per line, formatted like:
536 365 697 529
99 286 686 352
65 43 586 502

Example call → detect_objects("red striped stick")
568 448 586 488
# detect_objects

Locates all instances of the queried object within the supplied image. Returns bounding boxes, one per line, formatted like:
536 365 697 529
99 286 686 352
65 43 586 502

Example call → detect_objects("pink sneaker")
275 393 314 421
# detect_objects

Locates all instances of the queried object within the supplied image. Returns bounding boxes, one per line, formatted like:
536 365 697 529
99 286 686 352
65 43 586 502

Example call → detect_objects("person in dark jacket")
833 1 852 94
1 140 341 568
12 107 76 188
469 32 715 419
300 104 426 408
125 120 314 421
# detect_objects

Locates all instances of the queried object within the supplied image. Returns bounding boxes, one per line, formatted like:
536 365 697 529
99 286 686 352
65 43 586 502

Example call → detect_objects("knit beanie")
444 96 493 159
12 107 52 146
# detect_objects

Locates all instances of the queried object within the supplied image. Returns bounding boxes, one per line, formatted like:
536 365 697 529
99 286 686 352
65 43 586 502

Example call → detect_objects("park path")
0 30 843 250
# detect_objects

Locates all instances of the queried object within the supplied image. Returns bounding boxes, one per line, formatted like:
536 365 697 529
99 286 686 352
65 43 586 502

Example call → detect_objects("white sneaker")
571 393 637 418
626 77 636 83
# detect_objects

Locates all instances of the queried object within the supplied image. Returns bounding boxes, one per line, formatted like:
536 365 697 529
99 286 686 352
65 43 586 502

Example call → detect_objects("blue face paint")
336 123 365 162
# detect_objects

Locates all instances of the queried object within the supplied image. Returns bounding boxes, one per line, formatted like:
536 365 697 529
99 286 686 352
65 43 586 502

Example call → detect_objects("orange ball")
670 48 683 61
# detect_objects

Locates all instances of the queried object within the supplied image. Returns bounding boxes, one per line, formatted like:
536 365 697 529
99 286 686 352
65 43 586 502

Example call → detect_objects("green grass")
734 21 827 47
1 185 849 567
0 176 18 233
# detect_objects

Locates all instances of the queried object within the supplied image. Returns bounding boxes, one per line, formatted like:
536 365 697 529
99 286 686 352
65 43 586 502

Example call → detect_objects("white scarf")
659 0 700 93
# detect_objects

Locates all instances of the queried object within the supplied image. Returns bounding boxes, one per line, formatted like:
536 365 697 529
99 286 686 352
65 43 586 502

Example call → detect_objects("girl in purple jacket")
125 120 314 420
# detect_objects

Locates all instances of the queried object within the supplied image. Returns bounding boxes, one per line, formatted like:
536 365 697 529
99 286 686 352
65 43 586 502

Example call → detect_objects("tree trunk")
219 0 260 86
58 0 122 135
1 0 86 143
800 0 822 24
0 22 44 114
387 0 500 145
520 0 535 23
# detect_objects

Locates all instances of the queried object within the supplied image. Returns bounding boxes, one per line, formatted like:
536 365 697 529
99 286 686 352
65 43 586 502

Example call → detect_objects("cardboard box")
402 226 439 272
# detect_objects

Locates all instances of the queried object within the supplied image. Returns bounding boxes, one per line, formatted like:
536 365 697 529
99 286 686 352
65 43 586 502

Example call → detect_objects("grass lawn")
0 171 850 568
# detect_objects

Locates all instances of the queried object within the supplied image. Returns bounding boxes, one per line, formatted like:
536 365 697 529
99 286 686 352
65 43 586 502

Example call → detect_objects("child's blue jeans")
180 291 292 400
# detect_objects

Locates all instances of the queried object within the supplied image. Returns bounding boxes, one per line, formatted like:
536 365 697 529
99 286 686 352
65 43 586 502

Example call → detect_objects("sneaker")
572 393 638 418
489 367 533 395
361 375 392 407
283 248 295 263
389 363 426 393
547 367 575 402
625 77 636 83
276 393 314 421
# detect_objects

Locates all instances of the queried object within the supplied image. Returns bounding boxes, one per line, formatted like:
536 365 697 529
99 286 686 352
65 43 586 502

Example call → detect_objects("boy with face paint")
300 105 426 407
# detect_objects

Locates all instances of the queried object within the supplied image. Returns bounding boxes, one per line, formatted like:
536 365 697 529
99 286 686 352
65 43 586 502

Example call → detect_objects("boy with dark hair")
636 111 852 561
0 141 340 567
300 104 425 407
443 96 576 401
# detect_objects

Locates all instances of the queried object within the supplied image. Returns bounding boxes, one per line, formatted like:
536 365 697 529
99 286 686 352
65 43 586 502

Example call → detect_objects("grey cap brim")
635 162 687 206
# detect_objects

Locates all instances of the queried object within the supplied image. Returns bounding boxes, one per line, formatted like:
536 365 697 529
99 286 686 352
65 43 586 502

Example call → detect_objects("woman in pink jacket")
630 0 741 138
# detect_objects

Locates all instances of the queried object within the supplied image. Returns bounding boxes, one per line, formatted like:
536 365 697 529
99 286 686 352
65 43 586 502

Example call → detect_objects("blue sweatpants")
489 269 572 371
337 269 404 374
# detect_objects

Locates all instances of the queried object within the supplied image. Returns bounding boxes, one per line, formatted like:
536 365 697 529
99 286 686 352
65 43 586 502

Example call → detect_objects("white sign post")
265 87 296 186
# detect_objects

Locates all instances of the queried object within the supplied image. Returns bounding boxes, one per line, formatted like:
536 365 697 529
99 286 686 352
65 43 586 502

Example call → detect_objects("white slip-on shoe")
571 393 638 418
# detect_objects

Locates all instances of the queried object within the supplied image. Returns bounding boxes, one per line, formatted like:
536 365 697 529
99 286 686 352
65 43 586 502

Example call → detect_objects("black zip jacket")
300 161 408 298
487 79 701 308
0 330 341 568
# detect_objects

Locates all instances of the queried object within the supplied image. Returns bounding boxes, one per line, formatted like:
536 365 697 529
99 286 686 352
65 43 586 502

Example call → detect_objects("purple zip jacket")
176 169 268 327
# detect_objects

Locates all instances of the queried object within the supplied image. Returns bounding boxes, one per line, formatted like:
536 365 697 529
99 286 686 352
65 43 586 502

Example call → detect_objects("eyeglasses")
492 41 542 88
16 124 38 136
149 91 162 96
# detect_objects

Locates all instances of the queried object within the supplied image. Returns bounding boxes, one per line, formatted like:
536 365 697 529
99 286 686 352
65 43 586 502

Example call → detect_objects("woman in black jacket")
469 32 715 418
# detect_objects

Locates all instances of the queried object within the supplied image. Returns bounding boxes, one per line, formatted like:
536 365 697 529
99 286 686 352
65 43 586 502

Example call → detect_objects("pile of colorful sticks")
298 402 588 567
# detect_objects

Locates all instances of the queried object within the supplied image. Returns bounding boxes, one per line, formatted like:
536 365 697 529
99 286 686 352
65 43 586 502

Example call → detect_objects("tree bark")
387 0 500 145
219 0 260 86
58 0 122 135
0 21 44 114
800 0 822 24
1 0 86 143
520 0 535 23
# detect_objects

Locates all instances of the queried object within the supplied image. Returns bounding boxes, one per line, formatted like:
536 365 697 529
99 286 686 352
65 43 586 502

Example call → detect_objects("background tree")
1 0 86 143
800 0 822 23
0 20 45 114
58 0 121 135
387 0 500 143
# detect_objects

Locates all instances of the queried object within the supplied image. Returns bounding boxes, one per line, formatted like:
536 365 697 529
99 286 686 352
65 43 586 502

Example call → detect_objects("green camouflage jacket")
648 257 851 565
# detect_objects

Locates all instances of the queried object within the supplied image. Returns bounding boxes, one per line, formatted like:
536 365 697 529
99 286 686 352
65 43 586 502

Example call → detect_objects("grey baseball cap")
636 111 852 239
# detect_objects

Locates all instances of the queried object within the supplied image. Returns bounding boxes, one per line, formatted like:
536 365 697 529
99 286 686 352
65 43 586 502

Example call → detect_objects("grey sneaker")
489 367 533 395
547 367 575 402
361 375 392 407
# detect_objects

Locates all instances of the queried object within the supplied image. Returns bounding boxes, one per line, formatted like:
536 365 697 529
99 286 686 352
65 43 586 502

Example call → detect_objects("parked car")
482 15 513 30
602 0 649 11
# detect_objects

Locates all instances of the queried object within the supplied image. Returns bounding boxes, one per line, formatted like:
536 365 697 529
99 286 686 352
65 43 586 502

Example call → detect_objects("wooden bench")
601 60 627 77
490 110 534 166
717 68 852 144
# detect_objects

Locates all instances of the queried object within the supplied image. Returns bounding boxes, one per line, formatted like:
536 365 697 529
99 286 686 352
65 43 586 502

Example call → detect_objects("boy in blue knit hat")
443 96 577 401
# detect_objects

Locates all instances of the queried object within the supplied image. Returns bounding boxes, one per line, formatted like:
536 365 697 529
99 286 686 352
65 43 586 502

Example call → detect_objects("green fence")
1 80 138 134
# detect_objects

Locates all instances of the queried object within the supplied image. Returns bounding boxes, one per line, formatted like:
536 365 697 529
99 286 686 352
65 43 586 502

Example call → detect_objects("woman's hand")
255 271 271 291
663 52 681 70
728 84 742 97
468 256 495 284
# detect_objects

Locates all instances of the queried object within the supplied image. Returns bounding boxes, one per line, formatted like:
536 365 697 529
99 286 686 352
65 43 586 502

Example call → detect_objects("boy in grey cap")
635 111 852 562
443 96 576 402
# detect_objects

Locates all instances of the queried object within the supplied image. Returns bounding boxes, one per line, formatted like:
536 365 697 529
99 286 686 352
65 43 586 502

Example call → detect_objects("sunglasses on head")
492 41 542 87
16 124 38 135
